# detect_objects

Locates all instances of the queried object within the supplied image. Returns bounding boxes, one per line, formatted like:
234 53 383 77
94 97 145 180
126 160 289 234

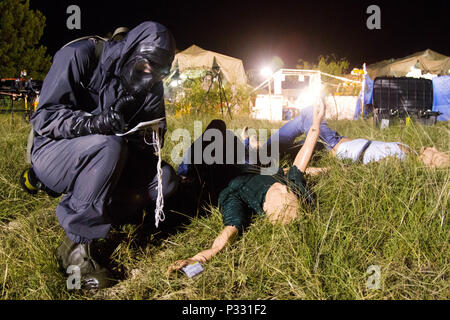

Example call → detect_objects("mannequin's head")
263 183 299 225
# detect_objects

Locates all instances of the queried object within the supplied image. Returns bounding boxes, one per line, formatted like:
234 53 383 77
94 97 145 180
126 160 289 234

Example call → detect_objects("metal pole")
268 77 272 120
11 96 14 122
361 63 367 120
198 72 214 113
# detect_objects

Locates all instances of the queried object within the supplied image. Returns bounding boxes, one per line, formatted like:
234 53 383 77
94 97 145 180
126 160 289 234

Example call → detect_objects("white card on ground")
182 262 204 278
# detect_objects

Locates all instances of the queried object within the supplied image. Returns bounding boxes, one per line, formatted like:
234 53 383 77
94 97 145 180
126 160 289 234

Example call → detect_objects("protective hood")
95 21 176 111
100 21 175 78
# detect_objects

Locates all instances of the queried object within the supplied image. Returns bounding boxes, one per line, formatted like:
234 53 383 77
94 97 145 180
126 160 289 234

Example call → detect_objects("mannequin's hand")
167 258 201 274
313 97 326 124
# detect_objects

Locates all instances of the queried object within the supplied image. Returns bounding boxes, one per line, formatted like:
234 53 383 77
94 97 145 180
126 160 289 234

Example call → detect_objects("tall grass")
0 113 448 300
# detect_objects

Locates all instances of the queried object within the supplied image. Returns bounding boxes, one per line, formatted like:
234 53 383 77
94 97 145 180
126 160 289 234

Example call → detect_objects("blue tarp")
353 75 374 119
432 75 450 121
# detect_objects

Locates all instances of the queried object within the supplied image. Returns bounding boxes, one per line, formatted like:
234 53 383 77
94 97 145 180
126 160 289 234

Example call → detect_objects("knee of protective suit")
92 135 128 164
91 135 127 152
31 135 129 196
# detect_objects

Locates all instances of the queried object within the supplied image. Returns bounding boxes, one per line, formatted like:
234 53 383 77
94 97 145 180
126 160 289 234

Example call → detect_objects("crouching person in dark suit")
28 22 179 289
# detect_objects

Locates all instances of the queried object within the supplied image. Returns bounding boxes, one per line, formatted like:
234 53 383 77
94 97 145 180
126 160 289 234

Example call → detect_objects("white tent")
170 45 247 85
366 49 450 79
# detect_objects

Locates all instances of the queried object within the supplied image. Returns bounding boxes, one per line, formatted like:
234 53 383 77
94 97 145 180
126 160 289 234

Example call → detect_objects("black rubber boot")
56 236 113 290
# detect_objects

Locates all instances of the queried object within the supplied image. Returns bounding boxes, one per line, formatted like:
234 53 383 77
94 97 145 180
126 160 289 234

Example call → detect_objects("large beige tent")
170 45 247 85
366 49 450 79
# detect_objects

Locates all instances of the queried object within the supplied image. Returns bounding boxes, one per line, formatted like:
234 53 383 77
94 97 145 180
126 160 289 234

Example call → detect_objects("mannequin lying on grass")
167 99 327 273
242 104 450 170
167 100 448 273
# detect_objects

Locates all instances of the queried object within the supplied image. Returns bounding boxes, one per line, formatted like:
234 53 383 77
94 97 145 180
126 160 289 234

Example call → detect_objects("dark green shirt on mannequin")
218 165 314 232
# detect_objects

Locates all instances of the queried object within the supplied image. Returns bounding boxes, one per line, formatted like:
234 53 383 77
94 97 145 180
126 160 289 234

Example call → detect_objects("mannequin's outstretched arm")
292 98 326 172
167 226 238 273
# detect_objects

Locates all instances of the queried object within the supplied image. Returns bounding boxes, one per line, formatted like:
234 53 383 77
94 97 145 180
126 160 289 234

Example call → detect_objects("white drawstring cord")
144 128 165 228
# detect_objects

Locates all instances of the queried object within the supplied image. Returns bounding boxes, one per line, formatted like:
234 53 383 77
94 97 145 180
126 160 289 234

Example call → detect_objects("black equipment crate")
372 76 439 126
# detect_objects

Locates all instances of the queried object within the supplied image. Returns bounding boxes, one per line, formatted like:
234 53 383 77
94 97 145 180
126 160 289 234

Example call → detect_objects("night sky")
30 0 450 73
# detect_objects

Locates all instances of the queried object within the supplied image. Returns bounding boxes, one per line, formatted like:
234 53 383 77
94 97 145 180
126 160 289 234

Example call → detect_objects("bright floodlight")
295 84 321 110
260 67 272 78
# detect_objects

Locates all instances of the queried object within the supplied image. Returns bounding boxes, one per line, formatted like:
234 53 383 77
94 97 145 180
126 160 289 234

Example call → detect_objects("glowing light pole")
261 67 273 120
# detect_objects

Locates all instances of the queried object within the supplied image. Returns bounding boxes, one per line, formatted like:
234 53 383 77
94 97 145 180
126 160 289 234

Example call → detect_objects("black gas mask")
120 43 171 95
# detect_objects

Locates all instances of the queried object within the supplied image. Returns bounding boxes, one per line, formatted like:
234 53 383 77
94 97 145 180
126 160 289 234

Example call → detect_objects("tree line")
0 0 51 80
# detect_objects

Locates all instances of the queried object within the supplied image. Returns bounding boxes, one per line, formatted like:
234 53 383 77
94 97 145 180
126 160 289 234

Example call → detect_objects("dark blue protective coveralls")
30 22 179 244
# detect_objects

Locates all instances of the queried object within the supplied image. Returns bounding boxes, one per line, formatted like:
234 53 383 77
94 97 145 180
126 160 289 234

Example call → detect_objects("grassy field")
0 112 448 300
